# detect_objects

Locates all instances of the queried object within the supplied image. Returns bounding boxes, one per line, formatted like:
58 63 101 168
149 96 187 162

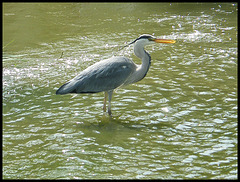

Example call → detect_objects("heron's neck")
133 45 151 83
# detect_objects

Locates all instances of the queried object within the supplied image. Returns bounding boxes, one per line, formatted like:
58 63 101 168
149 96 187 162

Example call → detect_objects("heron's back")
56 56 137 95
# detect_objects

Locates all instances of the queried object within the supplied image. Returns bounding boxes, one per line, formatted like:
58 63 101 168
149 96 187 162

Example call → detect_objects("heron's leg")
103 91 107 112
107 90 113 116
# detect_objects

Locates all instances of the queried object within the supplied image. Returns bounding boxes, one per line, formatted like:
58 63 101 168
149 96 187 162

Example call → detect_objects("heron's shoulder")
86 56 134 69
101 56 132 63
105 56 135 66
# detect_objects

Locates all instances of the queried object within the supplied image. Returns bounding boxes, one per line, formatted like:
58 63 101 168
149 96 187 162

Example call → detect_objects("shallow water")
3 3 237 179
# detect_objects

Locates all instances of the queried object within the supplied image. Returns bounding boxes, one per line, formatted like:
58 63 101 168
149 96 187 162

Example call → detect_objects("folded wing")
56 57 136 94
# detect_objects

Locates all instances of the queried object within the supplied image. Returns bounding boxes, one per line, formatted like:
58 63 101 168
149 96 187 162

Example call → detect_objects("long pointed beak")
154 39 176 44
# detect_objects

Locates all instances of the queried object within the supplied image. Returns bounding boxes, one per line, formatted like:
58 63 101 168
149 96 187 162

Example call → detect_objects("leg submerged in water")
103 91 107 113
103 90 113 116
107 90 113 116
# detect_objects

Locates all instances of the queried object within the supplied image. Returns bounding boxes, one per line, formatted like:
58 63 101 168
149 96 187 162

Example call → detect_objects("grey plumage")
56 34 175 115
56 56 136 94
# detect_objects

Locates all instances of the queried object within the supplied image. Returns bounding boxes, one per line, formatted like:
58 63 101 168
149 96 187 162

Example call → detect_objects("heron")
56 34 175 115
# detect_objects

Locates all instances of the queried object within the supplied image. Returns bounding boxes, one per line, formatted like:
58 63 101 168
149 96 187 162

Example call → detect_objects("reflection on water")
3 3 237 179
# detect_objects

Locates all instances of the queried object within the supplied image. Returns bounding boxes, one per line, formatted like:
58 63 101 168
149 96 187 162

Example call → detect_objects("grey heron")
56 34 175 115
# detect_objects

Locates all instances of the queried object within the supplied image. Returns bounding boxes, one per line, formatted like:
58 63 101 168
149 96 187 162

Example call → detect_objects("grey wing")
56 57 136 94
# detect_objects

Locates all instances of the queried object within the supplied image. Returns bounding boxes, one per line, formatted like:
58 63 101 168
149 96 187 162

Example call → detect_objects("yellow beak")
154 39 176 44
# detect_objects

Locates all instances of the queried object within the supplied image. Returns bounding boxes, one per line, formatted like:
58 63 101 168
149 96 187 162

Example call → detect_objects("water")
3 3 237 179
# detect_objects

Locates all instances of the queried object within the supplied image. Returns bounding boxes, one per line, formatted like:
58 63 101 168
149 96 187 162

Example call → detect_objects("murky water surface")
3 3 237 179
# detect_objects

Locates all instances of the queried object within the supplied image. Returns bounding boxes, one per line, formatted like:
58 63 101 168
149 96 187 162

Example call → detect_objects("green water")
3 3 237 179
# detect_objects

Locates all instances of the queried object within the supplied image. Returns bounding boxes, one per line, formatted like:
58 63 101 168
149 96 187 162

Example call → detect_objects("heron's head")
127 34 176 47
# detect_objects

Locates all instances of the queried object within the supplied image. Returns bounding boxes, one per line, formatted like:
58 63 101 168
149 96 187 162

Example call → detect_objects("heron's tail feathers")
56 81 76 95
